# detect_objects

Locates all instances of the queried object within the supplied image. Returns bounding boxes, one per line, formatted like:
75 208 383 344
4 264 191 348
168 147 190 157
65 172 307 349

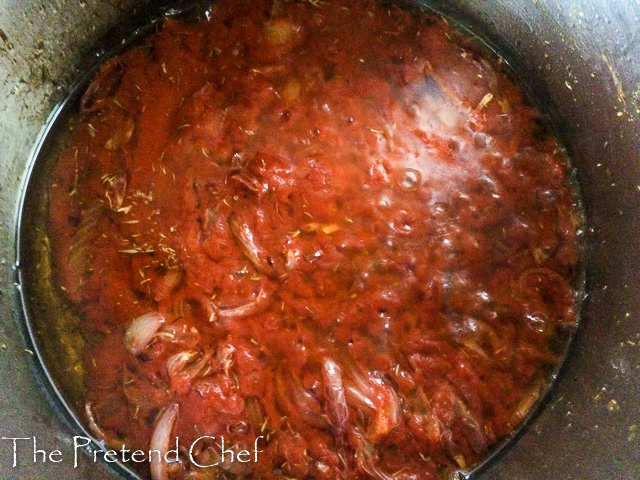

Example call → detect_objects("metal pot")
0 1 638 478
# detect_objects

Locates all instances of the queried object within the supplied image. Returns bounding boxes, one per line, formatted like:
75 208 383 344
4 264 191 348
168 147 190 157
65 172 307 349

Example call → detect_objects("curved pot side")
0 1 638 478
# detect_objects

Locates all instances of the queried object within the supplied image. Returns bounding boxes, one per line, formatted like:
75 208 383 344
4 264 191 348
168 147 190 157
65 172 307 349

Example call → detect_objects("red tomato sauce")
47 0 583 478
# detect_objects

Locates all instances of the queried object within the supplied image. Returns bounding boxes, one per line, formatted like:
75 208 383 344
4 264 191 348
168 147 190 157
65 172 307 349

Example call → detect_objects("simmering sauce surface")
47 0 582 478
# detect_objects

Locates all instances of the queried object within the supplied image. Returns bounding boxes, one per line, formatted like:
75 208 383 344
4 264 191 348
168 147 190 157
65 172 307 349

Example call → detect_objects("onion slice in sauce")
166 349 212 382
124 312 165 355
84 402 108 443
274 366 329 429
337 357 402 441
322 358 349 433
227 212 275 275
352 427 394 480
366 375 402 442
150 403 179 480
215 287 271 319
84 402 123 450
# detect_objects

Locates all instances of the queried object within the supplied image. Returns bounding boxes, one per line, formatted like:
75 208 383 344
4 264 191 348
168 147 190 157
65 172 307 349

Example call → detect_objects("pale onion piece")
215 287 271 319
80 57 123 113
154 268 183 302
155 320 200 344
124 312 165 355
342 361 377 411
321 224 340 234
340 361 401 441
229 169 268 195
150 403 179 480
285 249 298 270
217 300 259 319
274 367 328 429
216 343 236 375
166 350 198 375
367 375 402 442
84 402 108 443
227 212 273 275
352 428 394 480
166 349 212 388
84 402 123 451
303 222 340 234
345 384 376 412
322 358 349 432
439 382 488 457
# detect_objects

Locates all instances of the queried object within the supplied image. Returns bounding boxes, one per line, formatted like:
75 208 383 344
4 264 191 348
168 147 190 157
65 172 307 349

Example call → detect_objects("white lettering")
254 436 264 462
49 450 63 463
165 436 179 463
119 444 130 463
33 437 47 463
1 437 29 467
103 449 118 463
220 436 234 463
189 436 219 468
131 450 146 462
237 449 251 462
73 436 91 468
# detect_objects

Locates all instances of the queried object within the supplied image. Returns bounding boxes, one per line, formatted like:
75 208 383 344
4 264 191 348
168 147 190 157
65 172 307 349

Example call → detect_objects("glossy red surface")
47 0 582 478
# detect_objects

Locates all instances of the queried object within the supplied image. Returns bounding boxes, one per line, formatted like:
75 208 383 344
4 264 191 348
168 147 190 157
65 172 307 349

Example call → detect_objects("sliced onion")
367 375 402 442
84 402 122 450
166 349 212 382
150 403 179 480
344 372 376 412
274 366 328 429
124 312 165 355
84 402 107 443
227 212 274 275
216 343 236 374
339 357 401 441
453 392 487 455
153 268 183 302
155 319 200 346
352 428 394 480
215 287 271 319
436 382 488 460
229 169 268 195
322 358 348 433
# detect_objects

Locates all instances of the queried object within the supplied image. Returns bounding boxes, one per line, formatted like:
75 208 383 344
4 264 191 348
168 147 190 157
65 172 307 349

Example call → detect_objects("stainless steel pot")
1 1 638 478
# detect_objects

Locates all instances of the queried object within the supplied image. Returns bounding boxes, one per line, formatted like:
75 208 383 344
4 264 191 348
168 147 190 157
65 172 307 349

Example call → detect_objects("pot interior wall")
0 0 638 478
